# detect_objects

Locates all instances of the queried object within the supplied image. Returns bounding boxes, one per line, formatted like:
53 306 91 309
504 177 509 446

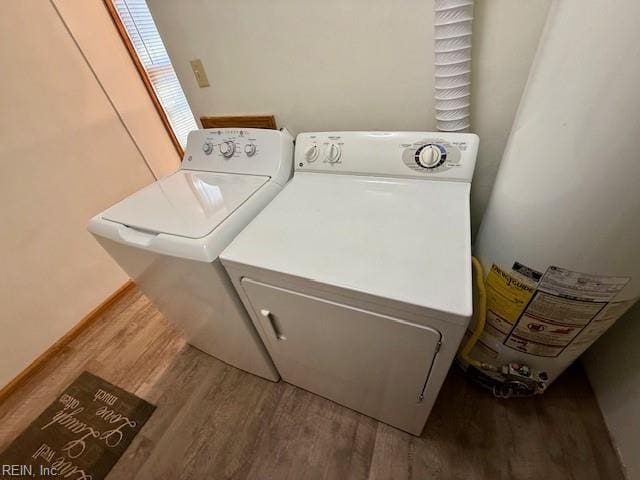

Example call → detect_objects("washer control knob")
326 143 341 163
305 144 319 162
220 140 236 158
244 143 257 157
202 142 214 155
416 144 446 169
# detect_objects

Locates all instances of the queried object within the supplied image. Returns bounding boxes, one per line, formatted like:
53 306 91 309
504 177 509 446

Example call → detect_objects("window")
106 0 197 152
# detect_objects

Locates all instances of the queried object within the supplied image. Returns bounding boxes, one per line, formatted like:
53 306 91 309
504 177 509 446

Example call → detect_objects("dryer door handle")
260 309 286 341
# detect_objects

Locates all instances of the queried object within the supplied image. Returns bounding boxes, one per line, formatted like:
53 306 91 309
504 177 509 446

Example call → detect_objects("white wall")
149 0 436 133
584 305 640 480
0 1 178 388
148 0 550 231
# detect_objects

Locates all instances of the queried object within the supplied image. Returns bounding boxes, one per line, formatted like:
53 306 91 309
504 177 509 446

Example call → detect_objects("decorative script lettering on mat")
0 371 155 479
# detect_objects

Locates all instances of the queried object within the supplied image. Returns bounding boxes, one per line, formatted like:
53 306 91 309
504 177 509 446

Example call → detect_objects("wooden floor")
0 288 625 480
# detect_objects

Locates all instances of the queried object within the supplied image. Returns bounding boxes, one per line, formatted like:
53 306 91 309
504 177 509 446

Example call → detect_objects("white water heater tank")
472 0 640 385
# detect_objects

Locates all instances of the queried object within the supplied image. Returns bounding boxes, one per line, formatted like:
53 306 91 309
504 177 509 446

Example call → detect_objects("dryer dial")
326 143 341 163
305 144 319 162
415 144 446 169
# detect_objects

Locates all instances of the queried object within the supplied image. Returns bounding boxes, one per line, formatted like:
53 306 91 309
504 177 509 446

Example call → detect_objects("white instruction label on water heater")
501 265 633 357
537 266 630 302
504 291 607 357
564 298 637 354
593 298 637 322
525 292 605 325
476 263 637 359
504 335 564 357
511 313 584 347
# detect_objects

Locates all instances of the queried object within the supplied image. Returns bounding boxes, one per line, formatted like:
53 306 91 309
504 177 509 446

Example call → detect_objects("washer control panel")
181 128 293 179
295 132 478 182
199 135 255 159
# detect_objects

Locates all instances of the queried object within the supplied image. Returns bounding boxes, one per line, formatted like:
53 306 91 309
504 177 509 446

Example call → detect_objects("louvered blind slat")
112 0 197 149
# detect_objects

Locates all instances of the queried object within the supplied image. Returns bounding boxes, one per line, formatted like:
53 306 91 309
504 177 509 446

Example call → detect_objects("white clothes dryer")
221 131 478 434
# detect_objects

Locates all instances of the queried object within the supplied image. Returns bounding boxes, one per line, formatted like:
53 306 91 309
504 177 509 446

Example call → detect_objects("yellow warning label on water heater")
485 264 536 324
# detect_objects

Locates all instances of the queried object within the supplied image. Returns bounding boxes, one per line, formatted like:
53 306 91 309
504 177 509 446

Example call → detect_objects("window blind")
111 0 197 149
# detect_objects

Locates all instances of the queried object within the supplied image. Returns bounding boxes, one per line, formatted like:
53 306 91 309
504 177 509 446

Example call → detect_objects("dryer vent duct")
434 0 473 132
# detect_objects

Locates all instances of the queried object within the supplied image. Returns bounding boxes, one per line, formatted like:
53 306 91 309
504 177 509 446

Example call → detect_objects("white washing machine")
88 128 293 381
221 131 479 434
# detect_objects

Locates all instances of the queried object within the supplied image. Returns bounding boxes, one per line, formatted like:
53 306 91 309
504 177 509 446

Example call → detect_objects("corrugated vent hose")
434 0 473 132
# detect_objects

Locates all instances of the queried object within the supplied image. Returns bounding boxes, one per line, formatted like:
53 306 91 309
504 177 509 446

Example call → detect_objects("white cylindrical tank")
471 0 640 388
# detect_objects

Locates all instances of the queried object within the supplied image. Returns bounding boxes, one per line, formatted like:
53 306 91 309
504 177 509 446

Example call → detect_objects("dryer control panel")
295 131 478 182
181 128 293 184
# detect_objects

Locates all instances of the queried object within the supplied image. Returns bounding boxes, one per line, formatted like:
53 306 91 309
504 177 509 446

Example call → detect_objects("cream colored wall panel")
147 0 436 134
0 1 155 387
52 0 181 178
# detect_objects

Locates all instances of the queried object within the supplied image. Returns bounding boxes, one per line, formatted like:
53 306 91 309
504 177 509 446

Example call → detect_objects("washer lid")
221 172 472 319
101 170 269 239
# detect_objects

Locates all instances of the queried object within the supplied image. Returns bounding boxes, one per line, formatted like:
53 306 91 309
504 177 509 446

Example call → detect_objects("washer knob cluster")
202 141 258 157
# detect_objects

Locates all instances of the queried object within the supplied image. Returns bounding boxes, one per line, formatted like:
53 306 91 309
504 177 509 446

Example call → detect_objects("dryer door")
240 278 442 435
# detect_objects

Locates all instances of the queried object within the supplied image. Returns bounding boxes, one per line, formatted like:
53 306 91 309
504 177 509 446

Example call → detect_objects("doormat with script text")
0 371 155 479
